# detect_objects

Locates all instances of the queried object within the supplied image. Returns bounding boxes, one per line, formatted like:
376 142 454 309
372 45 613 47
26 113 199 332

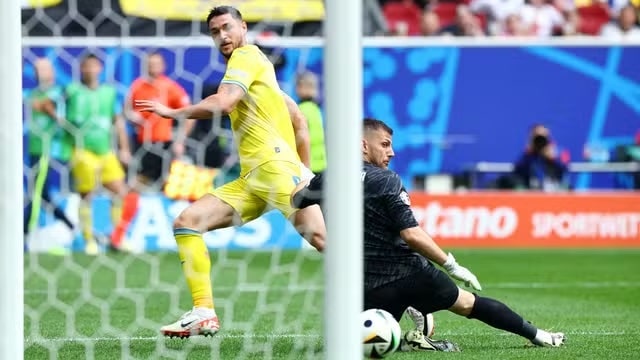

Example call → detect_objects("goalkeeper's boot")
160 307 220 338
399 330 460 352
531 331 565 347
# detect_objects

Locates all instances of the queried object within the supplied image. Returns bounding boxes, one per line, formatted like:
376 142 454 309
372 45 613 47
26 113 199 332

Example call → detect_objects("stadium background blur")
22 0 640 252
20 1 640 359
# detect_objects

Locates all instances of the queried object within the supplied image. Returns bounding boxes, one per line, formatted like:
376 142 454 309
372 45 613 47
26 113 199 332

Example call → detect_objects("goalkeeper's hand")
443 253 482 291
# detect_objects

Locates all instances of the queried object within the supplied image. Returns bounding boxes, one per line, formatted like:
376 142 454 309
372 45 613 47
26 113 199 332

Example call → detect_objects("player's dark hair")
81 53 101 64
363 118 394 135
207 5 243 24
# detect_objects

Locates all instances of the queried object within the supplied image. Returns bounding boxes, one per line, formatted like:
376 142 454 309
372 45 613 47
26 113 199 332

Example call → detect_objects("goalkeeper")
291 118 566 350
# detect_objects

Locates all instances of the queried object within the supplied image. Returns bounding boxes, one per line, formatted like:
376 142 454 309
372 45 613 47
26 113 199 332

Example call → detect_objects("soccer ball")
361 309 402 358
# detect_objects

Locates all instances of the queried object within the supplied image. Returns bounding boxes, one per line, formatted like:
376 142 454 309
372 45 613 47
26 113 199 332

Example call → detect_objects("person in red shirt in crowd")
383 0 423 35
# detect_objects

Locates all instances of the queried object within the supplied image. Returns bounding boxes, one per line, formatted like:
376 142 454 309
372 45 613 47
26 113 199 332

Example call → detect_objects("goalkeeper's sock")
79 198 94 243
405 306 425 333
175 228 214 309
111 192 139 247
467 294 538 340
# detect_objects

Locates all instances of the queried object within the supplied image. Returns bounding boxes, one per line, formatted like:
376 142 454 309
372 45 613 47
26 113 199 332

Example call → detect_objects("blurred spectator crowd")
22 0 640 37
378 0 640 37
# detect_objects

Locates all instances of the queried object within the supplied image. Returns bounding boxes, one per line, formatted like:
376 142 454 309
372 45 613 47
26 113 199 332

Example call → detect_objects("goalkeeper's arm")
291 171 324 209
400 227 482 291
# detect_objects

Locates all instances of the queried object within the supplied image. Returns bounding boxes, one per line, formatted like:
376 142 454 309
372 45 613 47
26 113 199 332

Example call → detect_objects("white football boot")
160 307 220 338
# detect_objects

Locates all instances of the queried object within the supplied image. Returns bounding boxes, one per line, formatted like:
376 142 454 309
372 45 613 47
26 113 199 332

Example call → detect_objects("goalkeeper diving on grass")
291 118 566 351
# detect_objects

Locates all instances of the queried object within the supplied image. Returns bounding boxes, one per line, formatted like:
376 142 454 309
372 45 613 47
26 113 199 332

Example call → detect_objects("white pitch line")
26 333 322 343
23 281 640 295
25 330 632 344
488 281 640 289
24 285 322 295
437 330 633 336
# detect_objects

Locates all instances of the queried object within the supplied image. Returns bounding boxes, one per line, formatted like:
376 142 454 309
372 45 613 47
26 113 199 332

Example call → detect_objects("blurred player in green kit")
65 53 139 255
24 58 75 249
295 71 326 174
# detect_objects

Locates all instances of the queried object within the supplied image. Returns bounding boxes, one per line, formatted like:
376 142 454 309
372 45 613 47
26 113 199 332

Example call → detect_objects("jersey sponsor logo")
532 212 640 239
408 192 640 247
413 201 518 239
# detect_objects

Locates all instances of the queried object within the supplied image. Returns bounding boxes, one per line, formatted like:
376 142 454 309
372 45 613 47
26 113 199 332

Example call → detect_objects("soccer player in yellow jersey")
136 5 326 338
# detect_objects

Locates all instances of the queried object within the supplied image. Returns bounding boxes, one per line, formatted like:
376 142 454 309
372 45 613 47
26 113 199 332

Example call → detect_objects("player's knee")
310 236 325 252
173 208 199 231
298 227 325 252
448 288 476 316
299 226 325 252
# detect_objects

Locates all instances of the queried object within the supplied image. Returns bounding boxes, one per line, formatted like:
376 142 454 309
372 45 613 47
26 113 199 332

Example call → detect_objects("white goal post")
323 0 363 359
1 0 24 359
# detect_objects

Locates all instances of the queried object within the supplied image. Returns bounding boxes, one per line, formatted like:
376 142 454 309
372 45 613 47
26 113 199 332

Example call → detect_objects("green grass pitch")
24 249 640 359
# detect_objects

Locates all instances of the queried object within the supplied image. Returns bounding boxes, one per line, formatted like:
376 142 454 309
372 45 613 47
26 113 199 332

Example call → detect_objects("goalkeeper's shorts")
364 265 459 321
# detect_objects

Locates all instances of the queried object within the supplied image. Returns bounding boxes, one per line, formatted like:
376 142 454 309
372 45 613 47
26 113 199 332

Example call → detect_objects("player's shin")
466 293 538 340
111 191 139 248
174 228 214 309
79 196 97 252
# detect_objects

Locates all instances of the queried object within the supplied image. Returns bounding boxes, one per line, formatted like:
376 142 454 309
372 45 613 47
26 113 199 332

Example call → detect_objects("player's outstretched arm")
282 92 311 167
114 115 132 165
123 93 145 125
135 83 245 120
400 227 482 290
400 227 449 266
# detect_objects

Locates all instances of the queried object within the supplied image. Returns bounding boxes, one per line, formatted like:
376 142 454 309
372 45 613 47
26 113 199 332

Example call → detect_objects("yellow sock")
111 197 123 228
175 228 214 309
79 198 94 243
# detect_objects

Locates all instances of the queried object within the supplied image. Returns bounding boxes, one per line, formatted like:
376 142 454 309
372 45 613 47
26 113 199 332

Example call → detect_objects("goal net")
22 1 328 359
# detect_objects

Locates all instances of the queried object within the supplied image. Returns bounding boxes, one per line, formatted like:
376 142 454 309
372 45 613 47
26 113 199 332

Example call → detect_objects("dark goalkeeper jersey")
293 162 429 290
361 162 428 290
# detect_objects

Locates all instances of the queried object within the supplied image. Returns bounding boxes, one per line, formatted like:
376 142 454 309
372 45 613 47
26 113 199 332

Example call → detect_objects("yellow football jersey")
221 45 300 175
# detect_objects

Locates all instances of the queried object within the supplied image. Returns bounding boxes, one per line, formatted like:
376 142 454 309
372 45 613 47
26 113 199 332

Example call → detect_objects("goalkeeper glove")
443 253 482 291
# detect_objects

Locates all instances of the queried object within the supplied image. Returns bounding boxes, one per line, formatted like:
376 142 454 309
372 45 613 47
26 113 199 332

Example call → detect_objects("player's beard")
220 42 235 59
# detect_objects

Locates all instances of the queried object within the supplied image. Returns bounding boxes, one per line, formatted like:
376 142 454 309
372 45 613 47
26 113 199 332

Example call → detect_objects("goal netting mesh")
22 1 327 359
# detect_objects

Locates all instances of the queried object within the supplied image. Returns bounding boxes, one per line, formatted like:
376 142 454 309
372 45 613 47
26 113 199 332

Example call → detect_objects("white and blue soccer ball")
361 308 402 358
